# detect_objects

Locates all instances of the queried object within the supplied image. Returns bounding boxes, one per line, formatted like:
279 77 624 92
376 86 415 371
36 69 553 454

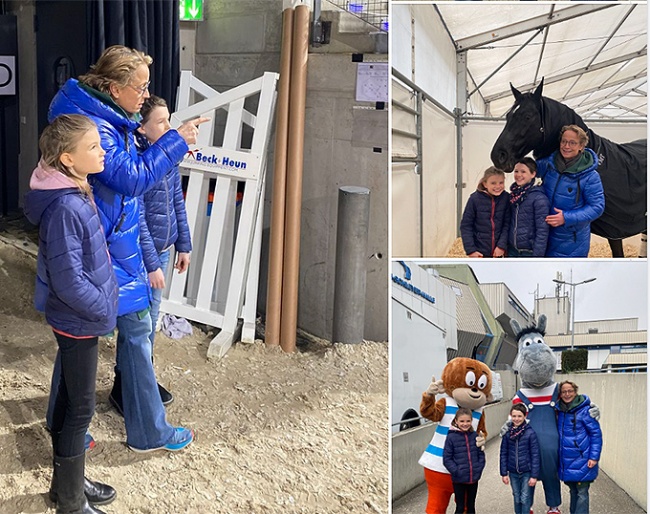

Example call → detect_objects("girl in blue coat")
536 125 605 257
24 115 118 514
500 404 540 514
508 157 550 257
443 408 486 514
556 381 603 514
460 167 510 258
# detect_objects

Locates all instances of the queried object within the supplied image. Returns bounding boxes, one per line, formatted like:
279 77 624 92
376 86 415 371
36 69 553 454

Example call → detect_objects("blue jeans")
507 246 534 258
116 311 174 450
510 472 533 514
567 481 590 514
149 249 171 347
49 333 98 458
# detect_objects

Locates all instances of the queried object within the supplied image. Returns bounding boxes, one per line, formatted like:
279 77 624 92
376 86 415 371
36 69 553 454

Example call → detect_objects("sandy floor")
0 238 388 514
446 233 642 258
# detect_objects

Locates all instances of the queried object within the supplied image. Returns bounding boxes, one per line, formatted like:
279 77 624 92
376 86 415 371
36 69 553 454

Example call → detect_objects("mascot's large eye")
478 375 488 390
534 337 544 344
465 371 476 387
522 337 534 347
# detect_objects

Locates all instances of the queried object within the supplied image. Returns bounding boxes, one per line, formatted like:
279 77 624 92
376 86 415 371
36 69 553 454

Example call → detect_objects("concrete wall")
194 1 388 341
392 372 646 510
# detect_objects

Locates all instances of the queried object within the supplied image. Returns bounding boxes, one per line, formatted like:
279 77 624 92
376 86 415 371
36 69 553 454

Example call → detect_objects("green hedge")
561 348 588 373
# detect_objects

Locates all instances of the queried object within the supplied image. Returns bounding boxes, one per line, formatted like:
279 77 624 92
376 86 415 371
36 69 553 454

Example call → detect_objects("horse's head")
511 314 556 389
491 80 546 172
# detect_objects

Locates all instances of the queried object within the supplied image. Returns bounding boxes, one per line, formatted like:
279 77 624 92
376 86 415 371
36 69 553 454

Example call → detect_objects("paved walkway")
393 437 645 514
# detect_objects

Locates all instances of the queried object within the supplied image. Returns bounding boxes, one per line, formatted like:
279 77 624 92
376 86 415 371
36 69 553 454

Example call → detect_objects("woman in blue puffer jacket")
47 45 207 453
556 381 603 514
536 125 605 257
443 408 486 514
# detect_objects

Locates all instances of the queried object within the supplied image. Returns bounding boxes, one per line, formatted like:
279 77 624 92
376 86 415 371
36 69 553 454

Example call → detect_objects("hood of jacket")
24 160 80 225
48 78 139 133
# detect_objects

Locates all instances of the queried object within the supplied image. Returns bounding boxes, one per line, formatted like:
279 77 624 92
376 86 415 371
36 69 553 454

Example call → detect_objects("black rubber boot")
108 370 124 416
49 433 116 506
53 454 106 514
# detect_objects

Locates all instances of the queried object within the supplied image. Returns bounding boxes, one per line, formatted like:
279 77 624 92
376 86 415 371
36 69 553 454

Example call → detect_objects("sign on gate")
160 71 278 359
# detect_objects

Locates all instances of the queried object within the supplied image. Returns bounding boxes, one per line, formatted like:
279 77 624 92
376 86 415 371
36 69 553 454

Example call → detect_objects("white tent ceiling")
436 3 647 120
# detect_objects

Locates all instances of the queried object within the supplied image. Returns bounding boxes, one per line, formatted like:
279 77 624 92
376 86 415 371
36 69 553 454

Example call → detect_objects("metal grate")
326 0 388 32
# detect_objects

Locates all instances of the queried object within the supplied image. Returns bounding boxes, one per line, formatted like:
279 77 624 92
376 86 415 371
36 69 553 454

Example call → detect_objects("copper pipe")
279 4 309 352
265 7 294 347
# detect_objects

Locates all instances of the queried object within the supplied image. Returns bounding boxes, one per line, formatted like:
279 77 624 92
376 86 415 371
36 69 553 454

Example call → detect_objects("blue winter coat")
137 135 192 273
460 189 510 257
508 186 550 257
48 79 189 315
556 395 603 483
536 148 605 257
443 428 486 484
24 186 118 337
499 422 541 478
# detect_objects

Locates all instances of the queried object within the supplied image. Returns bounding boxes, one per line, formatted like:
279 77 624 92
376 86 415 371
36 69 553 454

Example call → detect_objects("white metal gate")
160 71 279 359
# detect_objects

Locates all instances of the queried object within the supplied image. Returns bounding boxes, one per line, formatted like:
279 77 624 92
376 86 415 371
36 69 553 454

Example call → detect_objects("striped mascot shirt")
512 383 558 409
418 396 484 472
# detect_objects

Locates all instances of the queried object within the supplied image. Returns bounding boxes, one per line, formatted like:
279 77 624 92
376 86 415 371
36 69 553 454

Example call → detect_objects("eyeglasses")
560 390 576 395
127 81 151 97
560 139 580 147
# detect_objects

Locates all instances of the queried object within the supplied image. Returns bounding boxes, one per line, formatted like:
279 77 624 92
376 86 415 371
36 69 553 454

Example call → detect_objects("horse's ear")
510 82 523 102
510 319 522 337
537 314 547 334
533 78 544 100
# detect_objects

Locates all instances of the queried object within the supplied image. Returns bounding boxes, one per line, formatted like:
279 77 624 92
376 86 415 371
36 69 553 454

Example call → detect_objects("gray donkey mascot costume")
508 315 599 514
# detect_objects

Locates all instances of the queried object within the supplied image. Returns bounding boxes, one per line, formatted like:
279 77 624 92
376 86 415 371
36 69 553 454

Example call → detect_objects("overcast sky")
429 260 647 329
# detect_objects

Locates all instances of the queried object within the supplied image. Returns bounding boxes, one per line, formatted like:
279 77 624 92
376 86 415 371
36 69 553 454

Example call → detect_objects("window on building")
588 328 598 334
451 286 462 297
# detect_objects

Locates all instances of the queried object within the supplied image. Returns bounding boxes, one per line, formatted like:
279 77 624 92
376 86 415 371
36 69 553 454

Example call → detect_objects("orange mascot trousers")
424 468 454 514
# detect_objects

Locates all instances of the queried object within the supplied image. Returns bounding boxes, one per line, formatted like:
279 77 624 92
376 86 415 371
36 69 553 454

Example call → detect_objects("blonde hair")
39 114 97 197
560 125 589 147
477 166 505 191
79 45 152 94
559 380 579 394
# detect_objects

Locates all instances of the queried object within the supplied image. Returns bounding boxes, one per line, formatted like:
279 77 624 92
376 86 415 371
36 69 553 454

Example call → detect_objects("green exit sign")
180 0 203 21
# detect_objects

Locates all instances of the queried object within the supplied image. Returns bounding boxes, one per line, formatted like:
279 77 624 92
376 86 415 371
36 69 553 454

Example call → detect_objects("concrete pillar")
332 186 370 344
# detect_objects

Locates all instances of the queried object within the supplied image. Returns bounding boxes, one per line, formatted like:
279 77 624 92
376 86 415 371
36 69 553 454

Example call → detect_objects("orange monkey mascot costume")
419 358 493 514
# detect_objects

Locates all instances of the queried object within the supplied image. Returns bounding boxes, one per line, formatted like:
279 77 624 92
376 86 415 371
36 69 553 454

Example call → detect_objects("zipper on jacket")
514 204 519 251
464 432 473 483
164 174 172 249
490 197 496 254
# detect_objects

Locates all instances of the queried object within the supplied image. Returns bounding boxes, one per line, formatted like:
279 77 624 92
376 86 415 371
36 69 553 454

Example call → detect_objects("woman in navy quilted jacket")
136 95 193 405
24 115 118 514
507 157 550 257
556 381 603 514
47 45 207 453
460 167 510 258
500 404 540 514
443 408 486 514
536 125 605 257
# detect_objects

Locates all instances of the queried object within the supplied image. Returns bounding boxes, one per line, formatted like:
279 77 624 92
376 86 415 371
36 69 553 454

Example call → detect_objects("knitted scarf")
508 422 527 440
509 180 535 206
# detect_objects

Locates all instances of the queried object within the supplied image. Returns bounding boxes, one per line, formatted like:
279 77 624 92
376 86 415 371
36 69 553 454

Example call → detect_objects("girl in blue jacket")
460 167 510 258
500 404 540 514
508 157 550 257
556 381 603 514
136 95 193 405
24 115 117 514
443 408 486 514
536 125 605 257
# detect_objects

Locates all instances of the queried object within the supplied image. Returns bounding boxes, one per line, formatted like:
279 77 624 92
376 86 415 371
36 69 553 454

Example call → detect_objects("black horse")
491 79 647 257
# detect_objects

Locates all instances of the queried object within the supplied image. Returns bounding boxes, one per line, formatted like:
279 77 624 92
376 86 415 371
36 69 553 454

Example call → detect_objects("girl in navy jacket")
443 408 486 514
460 167 510 258
508 157 550 257
500 404 540 514
24 115 118 513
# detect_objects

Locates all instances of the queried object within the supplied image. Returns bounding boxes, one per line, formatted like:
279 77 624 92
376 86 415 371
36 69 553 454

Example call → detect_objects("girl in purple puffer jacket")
24 114 118 513
443 408 486 514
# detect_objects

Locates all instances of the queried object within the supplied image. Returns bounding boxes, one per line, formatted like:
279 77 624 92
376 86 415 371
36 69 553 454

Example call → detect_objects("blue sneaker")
128 427 194 453
85 431 96 451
